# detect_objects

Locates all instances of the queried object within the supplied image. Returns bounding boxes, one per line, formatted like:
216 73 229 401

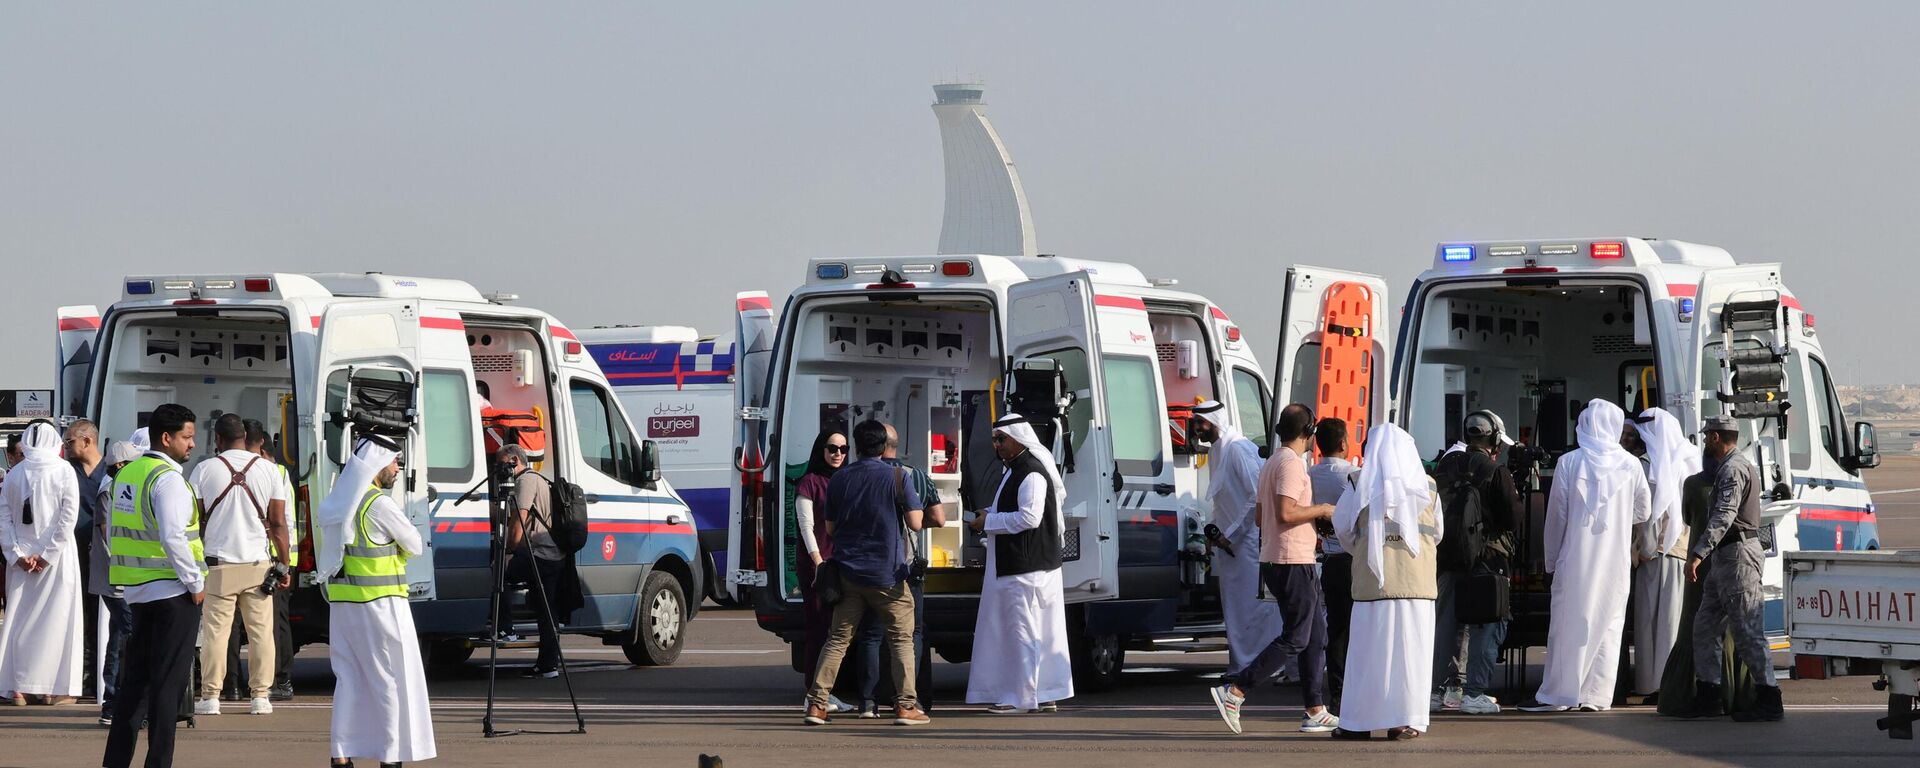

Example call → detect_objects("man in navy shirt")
804 420 930 728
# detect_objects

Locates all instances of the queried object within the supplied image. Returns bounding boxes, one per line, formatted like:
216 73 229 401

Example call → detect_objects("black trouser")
104 594 201 768
503 551 565 671
223 620 246 695
272 585 293 687
1321 553 1354 709
1229 564 1328 710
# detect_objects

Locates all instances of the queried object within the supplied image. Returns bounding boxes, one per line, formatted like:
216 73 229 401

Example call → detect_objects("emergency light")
1487 245 1528 258
1590 242 1625 259
941 260 974 277
162 280 195 291
202 279 237 290
1442 245 1475 263
126 280 155 295
1539 244 1580 256
245 278 274 293
816 263 848 280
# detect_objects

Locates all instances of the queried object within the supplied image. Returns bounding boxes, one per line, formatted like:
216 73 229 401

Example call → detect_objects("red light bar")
565 341 584 356
1226 326 1242 342
1502 267 1560 275
172 299 217 306
941 261 973 277
865 282 917 290
244 278 273 292
1590 242 1624 259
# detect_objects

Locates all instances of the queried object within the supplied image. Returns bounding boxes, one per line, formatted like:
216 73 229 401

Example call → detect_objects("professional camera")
260 561 292 595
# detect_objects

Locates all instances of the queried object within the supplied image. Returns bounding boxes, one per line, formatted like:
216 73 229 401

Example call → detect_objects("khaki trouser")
808 580 917 710
198 561 276 700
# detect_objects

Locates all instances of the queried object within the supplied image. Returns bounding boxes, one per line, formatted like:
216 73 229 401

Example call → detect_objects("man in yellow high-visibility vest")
318 435 435 766
103 404 205 768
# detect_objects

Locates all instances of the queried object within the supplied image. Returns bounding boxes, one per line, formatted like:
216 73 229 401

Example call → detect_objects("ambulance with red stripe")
54 273 700 668
729 255 1271 689
1274 239 1881 638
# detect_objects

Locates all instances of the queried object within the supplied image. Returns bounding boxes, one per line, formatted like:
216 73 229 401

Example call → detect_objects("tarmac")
7 457 1920 767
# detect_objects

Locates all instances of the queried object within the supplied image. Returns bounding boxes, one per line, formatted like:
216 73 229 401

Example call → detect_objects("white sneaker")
1461 694 1501 714
249 697 272 715
1441 686 1464 710
1300 708 1340 733
1209 684 1245 735
193 699 221 716
827 694 855 714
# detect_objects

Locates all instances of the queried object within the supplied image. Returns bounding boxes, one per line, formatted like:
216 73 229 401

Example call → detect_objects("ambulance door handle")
1153 483 1174 496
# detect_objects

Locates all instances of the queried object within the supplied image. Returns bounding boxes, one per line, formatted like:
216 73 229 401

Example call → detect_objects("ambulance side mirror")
638 440 663 489
1845 422 1879 472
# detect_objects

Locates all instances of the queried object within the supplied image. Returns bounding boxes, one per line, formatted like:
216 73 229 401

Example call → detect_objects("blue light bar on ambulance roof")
1441 245 1475 263
126 279 155 295
816 263 848 280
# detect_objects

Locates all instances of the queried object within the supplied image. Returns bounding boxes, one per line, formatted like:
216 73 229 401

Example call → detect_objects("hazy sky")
5 2 1918 391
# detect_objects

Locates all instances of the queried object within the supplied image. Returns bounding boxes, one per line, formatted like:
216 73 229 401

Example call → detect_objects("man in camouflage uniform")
1680 416 1783 722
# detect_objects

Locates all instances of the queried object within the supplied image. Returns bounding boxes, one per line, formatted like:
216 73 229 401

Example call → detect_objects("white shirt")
125 452 207 604
188 449 289 563
984 474 1048 536
363 492 423 557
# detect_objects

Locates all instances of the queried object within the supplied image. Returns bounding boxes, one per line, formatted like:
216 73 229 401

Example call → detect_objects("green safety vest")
107 455 207 587
325 486 410 603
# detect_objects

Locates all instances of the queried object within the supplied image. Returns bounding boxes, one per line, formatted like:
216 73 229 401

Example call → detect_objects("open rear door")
1004 273 1123 602
1271 267 1393 462
55 305 102 421
311 300 434 600
727 291 778 600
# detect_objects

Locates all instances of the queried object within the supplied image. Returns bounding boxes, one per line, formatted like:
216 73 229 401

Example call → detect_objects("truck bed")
1785 550 1920 662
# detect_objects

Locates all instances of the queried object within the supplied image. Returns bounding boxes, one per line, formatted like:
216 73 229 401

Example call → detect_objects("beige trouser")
198 560 276 700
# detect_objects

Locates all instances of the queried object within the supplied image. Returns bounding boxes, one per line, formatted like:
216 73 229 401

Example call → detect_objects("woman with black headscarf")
794 430 850 713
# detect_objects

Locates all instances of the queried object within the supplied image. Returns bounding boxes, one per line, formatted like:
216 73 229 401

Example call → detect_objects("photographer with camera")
804 420 929 727
187 413 289 717
497 445 567 679
1431 411 1522 715
1189 401 1284 681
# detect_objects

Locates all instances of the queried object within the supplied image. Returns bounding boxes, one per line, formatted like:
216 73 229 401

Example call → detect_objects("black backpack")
1435 452 1491 573
543 477 590 555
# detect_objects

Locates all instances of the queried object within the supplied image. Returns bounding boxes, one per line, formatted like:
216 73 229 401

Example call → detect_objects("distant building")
932 82 1036 258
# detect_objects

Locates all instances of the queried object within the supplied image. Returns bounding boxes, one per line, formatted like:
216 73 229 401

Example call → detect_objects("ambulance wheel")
624 571 687 666
425 639 475 671
1070 632 1125 692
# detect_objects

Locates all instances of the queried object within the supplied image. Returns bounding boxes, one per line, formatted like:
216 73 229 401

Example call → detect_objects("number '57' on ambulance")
54 273 701 668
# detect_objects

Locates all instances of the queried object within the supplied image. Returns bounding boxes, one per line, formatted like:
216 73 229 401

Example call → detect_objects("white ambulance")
1272 239 1882 639
575 325 739 605
729 255 1274 689
54 273 702 667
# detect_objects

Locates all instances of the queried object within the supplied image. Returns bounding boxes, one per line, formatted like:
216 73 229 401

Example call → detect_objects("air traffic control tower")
932 83 1037 258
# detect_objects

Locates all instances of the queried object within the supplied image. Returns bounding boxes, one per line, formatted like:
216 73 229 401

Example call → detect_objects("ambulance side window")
421 369 475 483
1103 355 1165 476
570 379 641 486
1287 342 1321 410
1231 367 1270 451
1806 354 1846 463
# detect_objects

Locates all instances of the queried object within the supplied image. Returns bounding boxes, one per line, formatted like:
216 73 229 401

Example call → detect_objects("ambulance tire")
425 638 476 672
1069 608 1125 692
624 570 687 666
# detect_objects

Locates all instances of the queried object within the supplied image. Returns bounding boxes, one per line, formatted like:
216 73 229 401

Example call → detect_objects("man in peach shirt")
1208 404 1339 735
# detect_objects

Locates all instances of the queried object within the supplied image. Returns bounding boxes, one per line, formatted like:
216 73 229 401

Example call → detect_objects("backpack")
1435 451 1490 573
483 408 548 462
540 476 590 555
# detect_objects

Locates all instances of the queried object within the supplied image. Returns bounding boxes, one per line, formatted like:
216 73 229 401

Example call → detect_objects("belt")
1713 529 1757 551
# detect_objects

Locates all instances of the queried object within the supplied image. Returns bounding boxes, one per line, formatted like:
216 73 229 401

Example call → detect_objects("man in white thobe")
1631 408 1697 698
1189 400 1285 676
1521 400 1652 712
0 421 85 705
320 437 435 766
1332 424 1439 740
965 414 1074 713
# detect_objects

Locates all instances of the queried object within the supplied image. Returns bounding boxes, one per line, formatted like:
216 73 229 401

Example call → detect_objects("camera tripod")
479 467 587 738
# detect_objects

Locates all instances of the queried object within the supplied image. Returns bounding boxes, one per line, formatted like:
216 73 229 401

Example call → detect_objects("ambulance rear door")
313 299 434 600
55 305 102 420
727 291 778 601
1004 273 1124 602
1271 267 1393 462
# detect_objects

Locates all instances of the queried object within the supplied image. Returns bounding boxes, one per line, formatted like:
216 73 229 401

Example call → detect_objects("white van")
1272 239 1882 639
576 325 738 604
729 255 1274 689
55 273 702 666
